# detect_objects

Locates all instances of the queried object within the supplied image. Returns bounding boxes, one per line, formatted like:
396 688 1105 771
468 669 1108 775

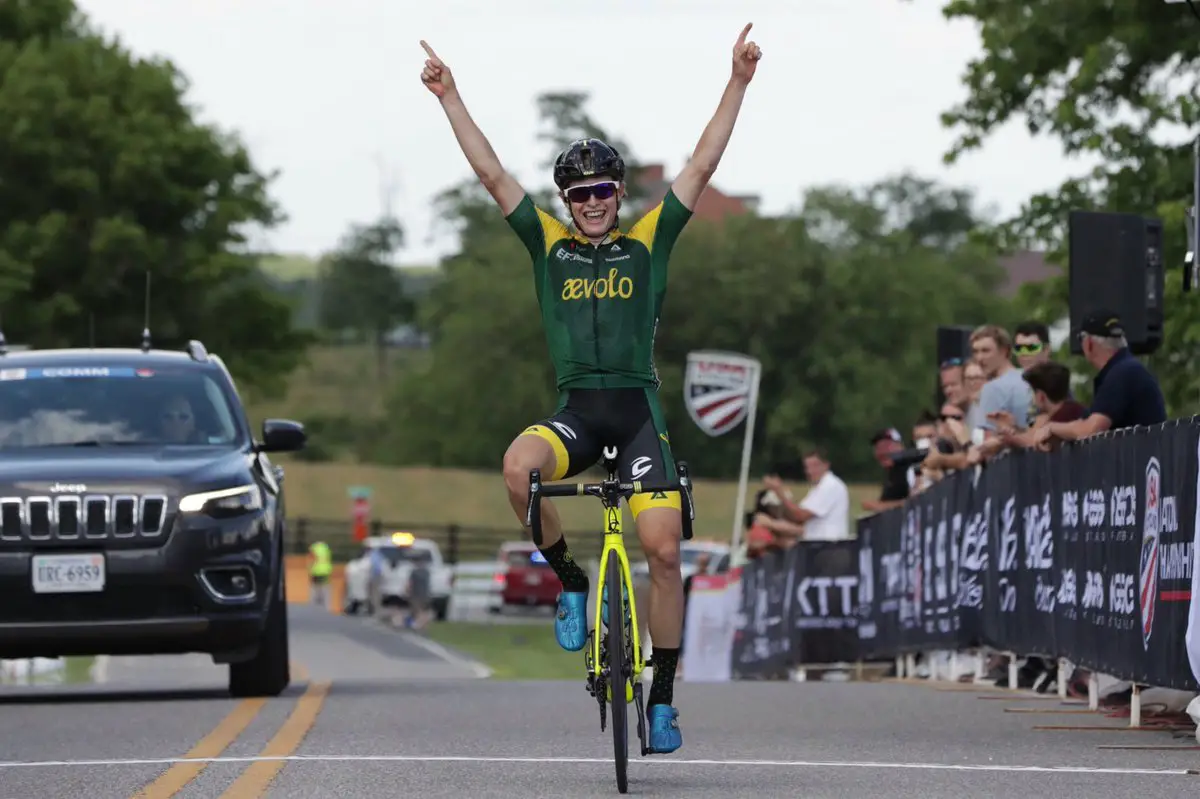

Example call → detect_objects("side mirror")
259 419 306 453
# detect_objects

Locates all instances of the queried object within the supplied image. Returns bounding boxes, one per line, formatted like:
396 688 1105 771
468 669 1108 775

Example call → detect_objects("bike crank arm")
633 681 649 757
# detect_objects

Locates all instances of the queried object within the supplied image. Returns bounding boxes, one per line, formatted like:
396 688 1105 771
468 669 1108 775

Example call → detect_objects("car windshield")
681 548 720 566
377 546 430 567
504 550 544 568
0 364 245 448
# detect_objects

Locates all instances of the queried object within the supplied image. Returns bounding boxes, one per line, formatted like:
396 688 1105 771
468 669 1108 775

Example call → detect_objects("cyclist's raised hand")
731 22 762 84
419 40 456 99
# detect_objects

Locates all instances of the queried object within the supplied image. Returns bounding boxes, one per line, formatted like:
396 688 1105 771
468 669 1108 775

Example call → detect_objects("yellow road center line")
129 661 309 799
130 697 266 799
217 680 331 798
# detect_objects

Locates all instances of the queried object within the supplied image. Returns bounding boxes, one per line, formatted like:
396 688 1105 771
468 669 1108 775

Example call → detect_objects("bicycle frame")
524 451 696 682
525 448 695 788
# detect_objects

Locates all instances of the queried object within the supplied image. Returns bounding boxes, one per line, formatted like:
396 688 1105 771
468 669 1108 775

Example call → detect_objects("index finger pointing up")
736 22 752 46
419 40 440 61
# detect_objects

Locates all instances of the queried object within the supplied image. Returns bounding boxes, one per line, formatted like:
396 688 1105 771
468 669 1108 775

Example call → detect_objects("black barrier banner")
787 540 859 664
734 420 1200 691
909 476 960 648
731 550 791 678
856 510 905 659
951 471 984 648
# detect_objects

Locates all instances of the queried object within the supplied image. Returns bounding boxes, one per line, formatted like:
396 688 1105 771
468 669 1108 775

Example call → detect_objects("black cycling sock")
647 647 680 707
539 537 589 593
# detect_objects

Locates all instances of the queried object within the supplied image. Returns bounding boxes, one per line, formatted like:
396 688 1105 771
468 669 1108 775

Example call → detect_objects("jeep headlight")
179 484 264 515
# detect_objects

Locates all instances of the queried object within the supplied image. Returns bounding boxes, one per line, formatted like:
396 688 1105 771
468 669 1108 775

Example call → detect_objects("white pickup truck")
342 533 454 620
631 540 731 583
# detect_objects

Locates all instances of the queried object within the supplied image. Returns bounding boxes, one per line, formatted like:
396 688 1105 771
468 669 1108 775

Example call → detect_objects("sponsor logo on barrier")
1082 570 1105 610
1083 489 1106 529
1058 567 1077 610
1061 490 1080 532
794 575 858 629
1112 572 1137 617
1139 457 1161 649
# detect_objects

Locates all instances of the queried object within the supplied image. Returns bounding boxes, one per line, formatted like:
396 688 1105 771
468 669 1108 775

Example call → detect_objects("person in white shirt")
761 448 851 542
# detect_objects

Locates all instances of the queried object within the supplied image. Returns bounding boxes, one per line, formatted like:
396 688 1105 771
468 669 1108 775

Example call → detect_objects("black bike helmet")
552 138 626 190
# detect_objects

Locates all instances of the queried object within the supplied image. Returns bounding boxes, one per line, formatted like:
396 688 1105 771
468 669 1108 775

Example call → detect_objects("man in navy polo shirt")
1035 309 1166 447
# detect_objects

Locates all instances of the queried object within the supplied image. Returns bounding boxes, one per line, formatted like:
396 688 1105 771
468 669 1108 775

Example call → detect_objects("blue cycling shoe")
601 583 631 628
646 704 682 753
554 591 588 652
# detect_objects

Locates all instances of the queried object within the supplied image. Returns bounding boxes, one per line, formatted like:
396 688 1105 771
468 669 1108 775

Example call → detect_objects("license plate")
31 553 106 594
524 573 541 585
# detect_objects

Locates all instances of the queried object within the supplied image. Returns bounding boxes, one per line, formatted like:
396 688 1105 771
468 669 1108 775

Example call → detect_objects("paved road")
0 605 1197 798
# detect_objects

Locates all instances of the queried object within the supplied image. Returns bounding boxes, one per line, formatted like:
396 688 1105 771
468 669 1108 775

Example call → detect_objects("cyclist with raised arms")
420 23 761 754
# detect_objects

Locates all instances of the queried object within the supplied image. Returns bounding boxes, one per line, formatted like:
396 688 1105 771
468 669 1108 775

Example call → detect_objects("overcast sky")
76 0 1091 266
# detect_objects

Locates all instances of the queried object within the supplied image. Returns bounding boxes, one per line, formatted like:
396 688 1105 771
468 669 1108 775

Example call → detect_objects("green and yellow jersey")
505 191 693 391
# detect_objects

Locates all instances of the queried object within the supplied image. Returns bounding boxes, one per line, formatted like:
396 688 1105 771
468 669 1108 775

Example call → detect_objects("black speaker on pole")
934 325 974 407
1067 210 1164 355
936 325 974 366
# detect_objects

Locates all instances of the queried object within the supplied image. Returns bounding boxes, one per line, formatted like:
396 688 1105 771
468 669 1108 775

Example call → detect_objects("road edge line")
393 630 493 679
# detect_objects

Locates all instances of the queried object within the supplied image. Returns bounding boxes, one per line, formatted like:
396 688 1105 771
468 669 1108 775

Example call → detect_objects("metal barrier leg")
1129 684 1141 728
1007 652 1018 690
1087 671 1099 710
895 655 905 678
1057 658 1068 700
905 653 917 679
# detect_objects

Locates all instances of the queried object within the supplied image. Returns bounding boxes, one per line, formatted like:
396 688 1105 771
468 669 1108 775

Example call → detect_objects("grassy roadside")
421 622 586 681
271 460 880 534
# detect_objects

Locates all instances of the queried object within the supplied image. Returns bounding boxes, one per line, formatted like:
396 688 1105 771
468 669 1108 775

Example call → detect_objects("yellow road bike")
525 446 695 795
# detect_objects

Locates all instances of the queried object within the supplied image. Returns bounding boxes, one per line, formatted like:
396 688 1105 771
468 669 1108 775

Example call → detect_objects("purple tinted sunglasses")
565 181 618 204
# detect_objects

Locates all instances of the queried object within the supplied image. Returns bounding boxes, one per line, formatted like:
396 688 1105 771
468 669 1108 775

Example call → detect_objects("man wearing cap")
862 428 910 513
1035 310 1166 447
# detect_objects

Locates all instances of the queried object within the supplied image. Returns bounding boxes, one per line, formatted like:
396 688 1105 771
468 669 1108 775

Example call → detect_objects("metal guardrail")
286 517 611 564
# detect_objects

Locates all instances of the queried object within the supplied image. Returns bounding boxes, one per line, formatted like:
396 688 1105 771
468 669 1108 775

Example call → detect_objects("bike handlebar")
524 461 696 546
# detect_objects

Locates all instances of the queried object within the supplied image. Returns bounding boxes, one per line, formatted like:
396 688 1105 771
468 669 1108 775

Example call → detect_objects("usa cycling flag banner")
683 351 762 552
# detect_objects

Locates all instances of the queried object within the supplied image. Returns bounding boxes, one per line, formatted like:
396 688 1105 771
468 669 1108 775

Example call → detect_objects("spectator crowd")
734 308 1170 697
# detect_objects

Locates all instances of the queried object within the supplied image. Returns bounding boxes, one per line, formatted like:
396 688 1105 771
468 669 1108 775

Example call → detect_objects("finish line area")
1 608 1195 798
0 750 1194 799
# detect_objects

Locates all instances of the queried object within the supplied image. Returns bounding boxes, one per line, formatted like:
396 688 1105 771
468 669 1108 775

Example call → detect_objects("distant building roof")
998 250 1059 297
632 163 757 222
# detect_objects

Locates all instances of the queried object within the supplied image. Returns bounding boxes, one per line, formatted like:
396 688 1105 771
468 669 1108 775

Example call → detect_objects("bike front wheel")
606 554 629 793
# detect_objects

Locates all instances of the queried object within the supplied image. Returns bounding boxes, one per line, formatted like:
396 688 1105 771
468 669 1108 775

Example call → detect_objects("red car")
493 542 562 611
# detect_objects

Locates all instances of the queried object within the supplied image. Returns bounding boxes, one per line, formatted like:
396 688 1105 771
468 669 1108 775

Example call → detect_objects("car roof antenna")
140 270 152 353
0 311 7 356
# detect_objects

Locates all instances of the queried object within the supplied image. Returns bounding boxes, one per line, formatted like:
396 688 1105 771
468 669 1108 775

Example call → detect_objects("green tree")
0 2 308 397
651 173 1014 480
317 216 412 377
929 0 1200 413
